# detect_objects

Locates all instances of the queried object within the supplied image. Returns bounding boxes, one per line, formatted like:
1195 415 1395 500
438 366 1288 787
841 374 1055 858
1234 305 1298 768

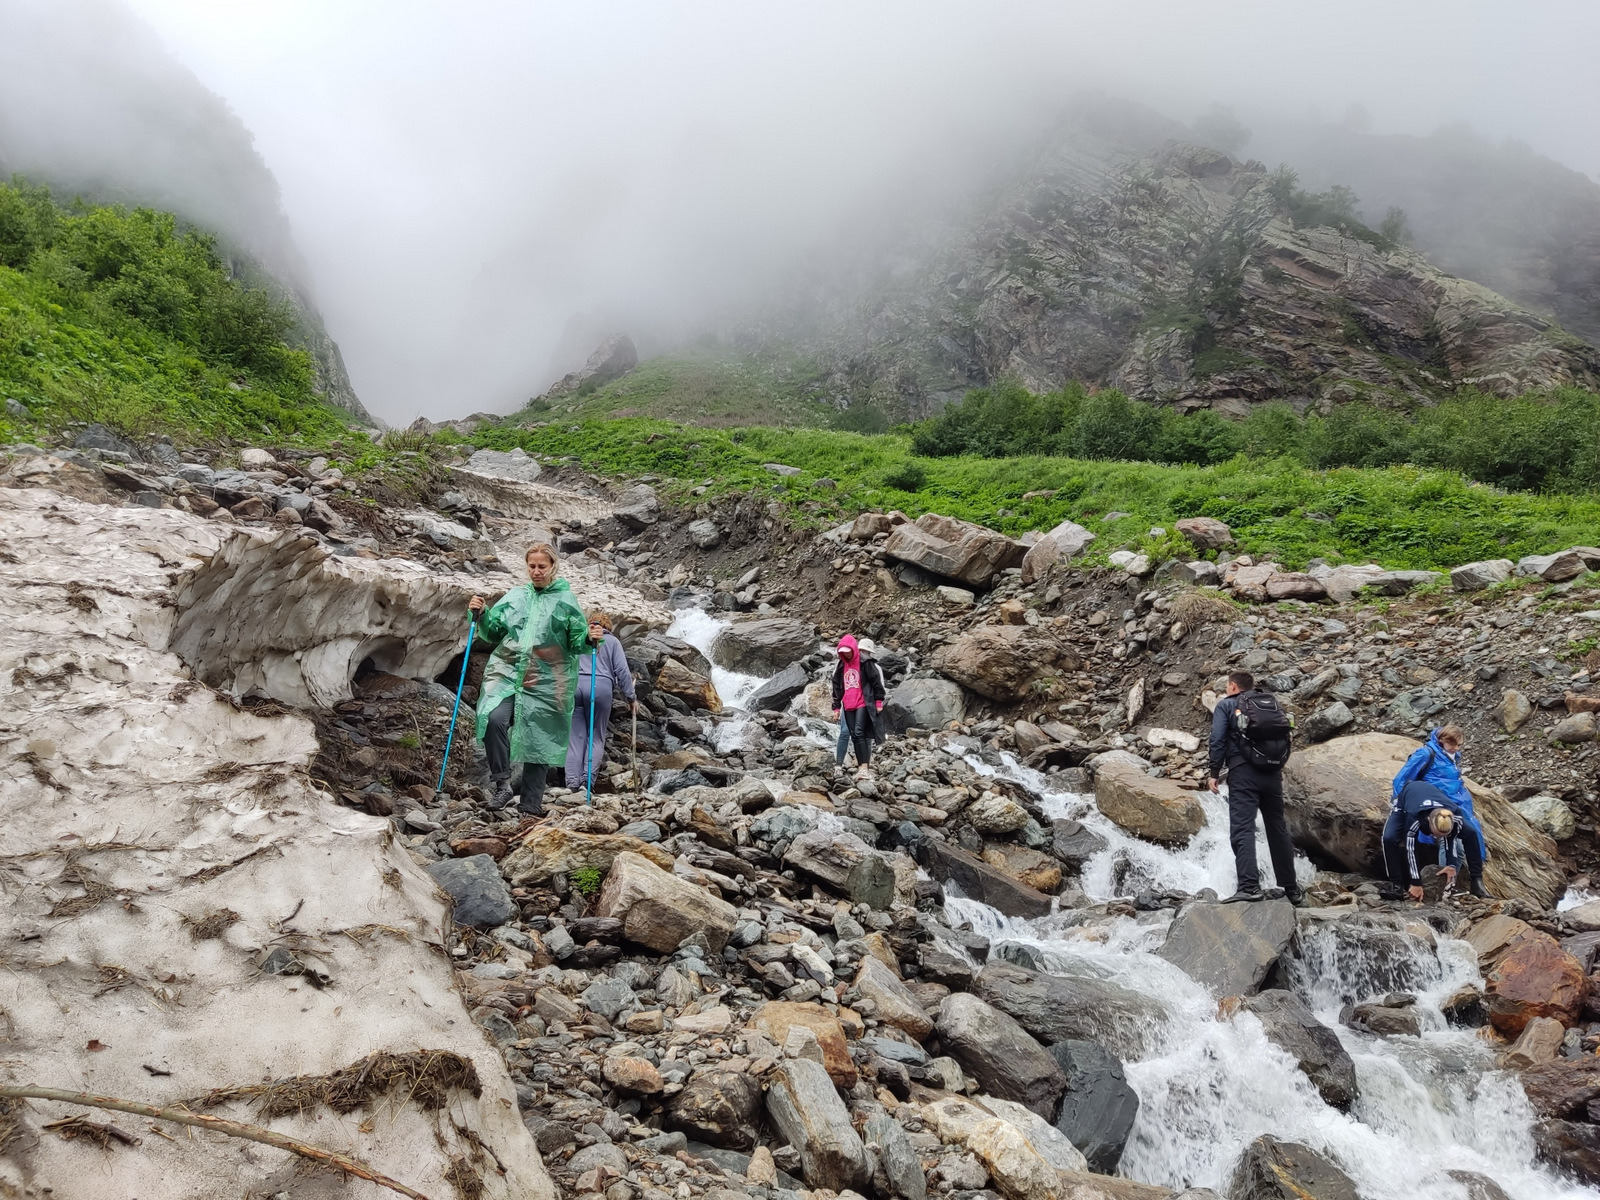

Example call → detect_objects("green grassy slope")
0 180 354 448
474 418 1600 572
508 347 834 428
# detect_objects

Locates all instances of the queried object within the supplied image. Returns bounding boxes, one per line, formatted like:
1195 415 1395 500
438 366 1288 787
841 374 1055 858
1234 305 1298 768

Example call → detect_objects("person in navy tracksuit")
1385 724 1490 898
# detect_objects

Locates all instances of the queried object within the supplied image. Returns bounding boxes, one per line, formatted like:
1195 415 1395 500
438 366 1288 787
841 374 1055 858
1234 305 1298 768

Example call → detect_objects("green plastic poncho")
473 577 590 766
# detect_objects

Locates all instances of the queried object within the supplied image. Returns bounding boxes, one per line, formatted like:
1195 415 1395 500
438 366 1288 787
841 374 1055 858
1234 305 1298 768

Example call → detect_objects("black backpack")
1232 690 1294 768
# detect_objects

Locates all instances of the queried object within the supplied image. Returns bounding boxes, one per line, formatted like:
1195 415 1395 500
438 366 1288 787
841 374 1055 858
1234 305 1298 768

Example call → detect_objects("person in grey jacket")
564 611 637 790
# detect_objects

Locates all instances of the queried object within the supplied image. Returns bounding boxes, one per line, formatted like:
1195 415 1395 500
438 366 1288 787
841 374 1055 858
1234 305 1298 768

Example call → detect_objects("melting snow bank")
0 487 552 1200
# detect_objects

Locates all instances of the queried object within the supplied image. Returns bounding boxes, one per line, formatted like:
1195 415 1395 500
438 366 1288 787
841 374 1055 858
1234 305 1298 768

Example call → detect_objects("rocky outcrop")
1021 519 1096 584
540 333 639 400
975 961 1167 1058
885 513 1026 587
917 838 1055 918
1281 733 1564 907
935 625 1081 701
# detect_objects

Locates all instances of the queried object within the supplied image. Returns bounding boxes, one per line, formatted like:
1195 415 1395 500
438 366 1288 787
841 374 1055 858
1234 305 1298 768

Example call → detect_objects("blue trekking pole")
584 645 599 806
435 613 476 796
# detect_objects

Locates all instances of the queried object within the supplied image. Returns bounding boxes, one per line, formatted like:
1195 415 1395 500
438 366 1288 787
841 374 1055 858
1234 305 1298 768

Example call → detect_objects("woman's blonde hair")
525 542 559 566
1428 807 1455 836
1436 724 1464 746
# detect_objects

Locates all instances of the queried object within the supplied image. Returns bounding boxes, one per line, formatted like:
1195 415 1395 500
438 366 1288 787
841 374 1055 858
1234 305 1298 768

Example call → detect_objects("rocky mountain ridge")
769 126 1600 418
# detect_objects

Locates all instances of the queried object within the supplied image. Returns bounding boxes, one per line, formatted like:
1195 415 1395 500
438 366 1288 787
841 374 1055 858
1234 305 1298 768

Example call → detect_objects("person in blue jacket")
1386 724 1490 898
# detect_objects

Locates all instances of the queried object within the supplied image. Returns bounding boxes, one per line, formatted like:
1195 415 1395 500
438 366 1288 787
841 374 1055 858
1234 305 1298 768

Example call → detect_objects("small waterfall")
677 610 1583 1199
665 607 768 753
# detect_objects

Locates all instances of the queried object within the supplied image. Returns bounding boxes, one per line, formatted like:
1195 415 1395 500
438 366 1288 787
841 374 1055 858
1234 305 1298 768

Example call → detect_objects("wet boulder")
1533 1121 1600 1186
765 1057 870 1191
1155 899 1297 997
747 662 811 712
981 843 1064 893
425 855 515 928
1520 1056 1600 1118
1094 764 1206 846
710 617 818 674
1485 930 1589 1035
1228 1136 1361 1200
1049 819 1108 872
975 961 1166 1059
1240 990 1358 1110
1281 733 1563 908
665 1070 763 1150
936 992 1067 1119
884 512 1026 587
917 838 1054 919
594 851 738 953
1049 1038 1140 1174
934 625 1080 702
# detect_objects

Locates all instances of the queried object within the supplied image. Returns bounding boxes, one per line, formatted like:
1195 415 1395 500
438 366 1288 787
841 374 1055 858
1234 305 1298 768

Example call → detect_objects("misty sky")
118 0 1600 424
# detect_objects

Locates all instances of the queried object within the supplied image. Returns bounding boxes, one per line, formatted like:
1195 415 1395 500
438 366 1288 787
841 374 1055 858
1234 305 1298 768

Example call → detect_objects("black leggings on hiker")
485 696 552 811
1226 761 1297 894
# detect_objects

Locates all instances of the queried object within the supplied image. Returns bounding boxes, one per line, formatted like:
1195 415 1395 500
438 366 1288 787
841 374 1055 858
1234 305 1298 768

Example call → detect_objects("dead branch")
0 1084 432 1200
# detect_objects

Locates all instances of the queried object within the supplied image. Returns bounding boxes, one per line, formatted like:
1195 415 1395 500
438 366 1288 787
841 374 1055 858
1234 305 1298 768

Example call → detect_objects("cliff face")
779 116 1600 416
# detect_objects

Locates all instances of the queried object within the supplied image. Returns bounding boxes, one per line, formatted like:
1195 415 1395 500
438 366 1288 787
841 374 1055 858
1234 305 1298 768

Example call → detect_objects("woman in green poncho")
468 542 593 815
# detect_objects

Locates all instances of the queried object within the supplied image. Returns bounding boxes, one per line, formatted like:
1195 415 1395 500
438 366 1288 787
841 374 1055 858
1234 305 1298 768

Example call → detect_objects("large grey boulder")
765 1058 870 1190
1451 558 1514 591
975 961 1166 1058
934 625 1079 702
1300 702 1354 743
426 855 515 928
1155 900 1297 997
1020 519 1096 584
1517 550 1588 583
614 484 662 529
883 677 966 732
1240 990 1358 1111
935 993 1067 1119
884 512 1026 587
917 839 1053 919
1175 517 1233 551
747 663 811 712
785 830 896 910
1048 1039 1140 1174
686 518 722 549
1227 1135 1361 1200
710 617 818 674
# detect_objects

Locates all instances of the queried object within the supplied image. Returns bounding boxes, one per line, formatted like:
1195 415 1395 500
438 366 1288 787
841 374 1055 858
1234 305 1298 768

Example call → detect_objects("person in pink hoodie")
830 634 886 767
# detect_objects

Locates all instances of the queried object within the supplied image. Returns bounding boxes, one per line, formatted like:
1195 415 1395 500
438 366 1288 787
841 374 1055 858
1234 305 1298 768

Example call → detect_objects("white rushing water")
665 606 775 754
680 610 1582 1199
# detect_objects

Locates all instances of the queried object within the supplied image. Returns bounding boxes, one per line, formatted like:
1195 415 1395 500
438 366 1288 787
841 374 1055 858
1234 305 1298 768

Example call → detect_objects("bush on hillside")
910 381 1600 494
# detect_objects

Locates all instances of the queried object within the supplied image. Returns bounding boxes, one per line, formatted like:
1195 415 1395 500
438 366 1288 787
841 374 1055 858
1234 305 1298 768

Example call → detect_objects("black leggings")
485 696 553 808
836 707 873 767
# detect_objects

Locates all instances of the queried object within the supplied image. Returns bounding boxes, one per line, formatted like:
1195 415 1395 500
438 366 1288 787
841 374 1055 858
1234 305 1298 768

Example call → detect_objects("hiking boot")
1222 888 1265 903
486 777 514 810
1468 877 1491 899
518 799 544 817
1284 888 1307 908
1376 882 1407 902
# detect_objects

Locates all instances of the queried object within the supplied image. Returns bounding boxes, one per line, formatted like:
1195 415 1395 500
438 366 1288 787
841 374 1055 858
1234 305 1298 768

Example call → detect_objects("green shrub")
570 867 603 898
880 459 928 492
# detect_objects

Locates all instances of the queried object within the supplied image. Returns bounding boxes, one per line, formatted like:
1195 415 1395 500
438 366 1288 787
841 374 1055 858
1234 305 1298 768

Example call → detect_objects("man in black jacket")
1209 670 1302 905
